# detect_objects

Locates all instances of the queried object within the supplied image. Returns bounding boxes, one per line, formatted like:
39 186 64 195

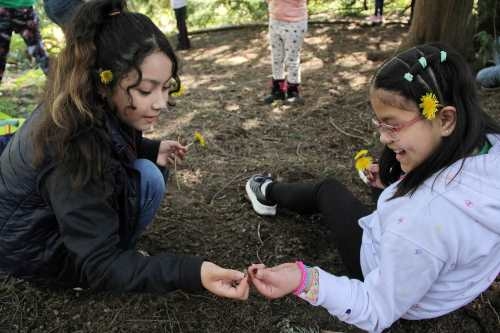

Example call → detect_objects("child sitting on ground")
0 0 249 300
246 43 500 332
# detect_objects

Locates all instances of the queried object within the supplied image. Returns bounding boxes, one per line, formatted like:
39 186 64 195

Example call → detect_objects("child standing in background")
170 0 190 50
368 0 384 23
0 0 50 83
263 0 307 104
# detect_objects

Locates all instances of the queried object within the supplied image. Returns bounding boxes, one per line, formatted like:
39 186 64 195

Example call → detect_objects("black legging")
267 178 370 280
174 6 190 49
374 0 384 16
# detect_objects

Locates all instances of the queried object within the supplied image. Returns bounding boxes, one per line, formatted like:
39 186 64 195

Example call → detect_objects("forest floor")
1 18 500 333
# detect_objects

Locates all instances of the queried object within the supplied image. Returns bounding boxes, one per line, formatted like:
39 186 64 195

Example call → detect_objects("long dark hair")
372 43 500 198
33 0 180 187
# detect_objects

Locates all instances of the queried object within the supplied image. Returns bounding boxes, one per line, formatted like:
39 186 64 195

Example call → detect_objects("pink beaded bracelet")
293 260 307 295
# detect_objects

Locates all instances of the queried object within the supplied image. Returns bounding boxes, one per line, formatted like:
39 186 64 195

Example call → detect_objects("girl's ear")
438 106 457 137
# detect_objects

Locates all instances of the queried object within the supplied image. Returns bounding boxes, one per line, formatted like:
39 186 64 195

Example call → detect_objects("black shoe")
286 82 305 104
263 91 285 104
286 90 305 104
245 174 277 216
177 43 191 51
263 79 286 104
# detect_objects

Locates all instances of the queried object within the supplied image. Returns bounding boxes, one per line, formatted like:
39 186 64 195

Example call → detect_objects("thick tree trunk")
405 0 474 60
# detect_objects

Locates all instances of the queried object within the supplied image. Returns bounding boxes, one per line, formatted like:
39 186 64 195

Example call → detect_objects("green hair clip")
440 51 447 62
418 57 427 69
404 72 414 82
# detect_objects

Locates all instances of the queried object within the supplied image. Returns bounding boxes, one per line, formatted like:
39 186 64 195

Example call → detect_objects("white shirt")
308 134 500 332
170 0 187 9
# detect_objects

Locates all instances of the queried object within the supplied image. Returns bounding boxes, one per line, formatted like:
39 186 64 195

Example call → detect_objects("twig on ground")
256 247 263 265
255 221 264 264
296 143 302 157
484 294 500 326
174 156 181 190
257 222 264 245
209 172 249 205
329 117 371 145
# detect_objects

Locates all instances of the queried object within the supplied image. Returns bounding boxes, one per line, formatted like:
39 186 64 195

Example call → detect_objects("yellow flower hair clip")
171 83 186 97
419 92 440 120
99 69 113 85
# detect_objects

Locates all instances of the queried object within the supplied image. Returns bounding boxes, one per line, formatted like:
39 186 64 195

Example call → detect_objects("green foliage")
0 99 18 118
127 0 415 31
6 35 32 70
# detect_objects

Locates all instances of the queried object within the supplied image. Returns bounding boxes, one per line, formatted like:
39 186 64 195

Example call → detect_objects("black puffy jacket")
0 106 203 292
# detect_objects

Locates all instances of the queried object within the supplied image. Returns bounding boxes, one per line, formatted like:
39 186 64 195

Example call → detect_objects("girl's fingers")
248 264 266 279
220 269 245 282
234 276 250 300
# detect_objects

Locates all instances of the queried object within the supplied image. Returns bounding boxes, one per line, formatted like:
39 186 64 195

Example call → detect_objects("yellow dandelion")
171 84 186 97
419 92 440 120
354 149 373 172
194 131 206 147
354 149 369 161
99 70 113 85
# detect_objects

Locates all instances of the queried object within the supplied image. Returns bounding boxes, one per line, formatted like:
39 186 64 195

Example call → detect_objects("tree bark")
405 0 474 60
477 0 499 38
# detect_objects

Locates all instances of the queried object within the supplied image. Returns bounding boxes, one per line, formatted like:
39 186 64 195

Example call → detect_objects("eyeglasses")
371 114 423 138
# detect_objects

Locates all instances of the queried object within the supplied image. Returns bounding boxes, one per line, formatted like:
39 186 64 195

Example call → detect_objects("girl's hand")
247 263 301 299
200 262 250 300
365 163 385 189
156 140 187 167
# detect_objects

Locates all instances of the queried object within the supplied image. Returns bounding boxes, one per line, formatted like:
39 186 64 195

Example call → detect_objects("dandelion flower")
354 149 369 161
354 149 373 172
171 84 186 97
194 131 206 147
419 92 440 120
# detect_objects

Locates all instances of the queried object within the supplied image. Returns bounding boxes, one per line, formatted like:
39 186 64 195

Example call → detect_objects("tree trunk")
405 0 474 60
477 0 499 38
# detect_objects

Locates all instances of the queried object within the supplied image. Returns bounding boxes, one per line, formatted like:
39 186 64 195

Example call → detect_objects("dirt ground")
1 20 500 333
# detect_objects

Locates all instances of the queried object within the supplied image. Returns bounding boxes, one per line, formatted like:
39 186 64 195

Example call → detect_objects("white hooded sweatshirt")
308 134 500 332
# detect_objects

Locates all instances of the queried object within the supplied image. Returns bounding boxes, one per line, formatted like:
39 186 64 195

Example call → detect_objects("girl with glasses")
245 43 500 331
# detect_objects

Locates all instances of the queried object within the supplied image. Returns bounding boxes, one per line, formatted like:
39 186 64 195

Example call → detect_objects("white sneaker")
245 174 277 216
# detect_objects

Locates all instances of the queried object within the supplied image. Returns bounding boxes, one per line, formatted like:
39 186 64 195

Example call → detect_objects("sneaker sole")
245 180 277 216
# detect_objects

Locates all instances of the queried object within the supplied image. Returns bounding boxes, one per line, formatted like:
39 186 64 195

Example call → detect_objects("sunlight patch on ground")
269 104 293 121
214 50 260 66
302 57 324 72
180 73 237 90
335 51 367 68
147 110 197 138
192 45 232 60
179 168 203 185
305 35 331 49
241 118 262 130
207 84 227 92
336 70 370 89
215 55 248 66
